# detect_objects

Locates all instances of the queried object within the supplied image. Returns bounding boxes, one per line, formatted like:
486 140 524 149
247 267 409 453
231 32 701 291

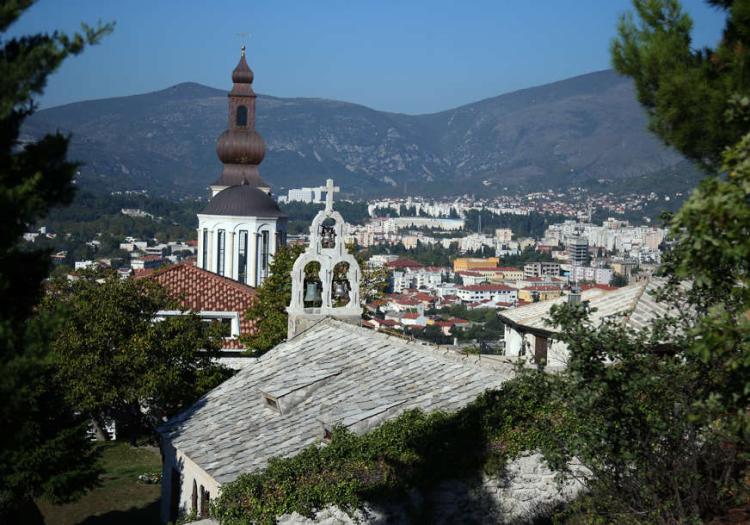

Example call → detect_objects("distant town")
24 183 667 352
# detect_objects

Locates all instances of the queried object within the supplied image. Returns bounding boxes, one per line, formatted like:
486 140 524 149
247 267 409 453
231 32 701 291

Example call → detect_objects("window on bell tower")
236 105 248 127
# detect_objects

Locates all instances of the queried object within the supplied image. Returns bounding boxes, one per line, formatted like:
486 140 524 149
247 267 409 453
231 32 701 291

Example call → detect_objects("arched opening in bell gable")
331 261 351 307
320 217 336 249
302 261 322 309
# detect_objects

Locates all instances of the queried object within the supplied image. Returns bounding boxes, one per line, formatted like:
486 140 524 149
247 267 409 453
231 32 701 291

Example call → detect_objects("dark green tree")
612 0 750 170
45 272 230 443
241 244 305 356
534 1 750 521
0 2 112 519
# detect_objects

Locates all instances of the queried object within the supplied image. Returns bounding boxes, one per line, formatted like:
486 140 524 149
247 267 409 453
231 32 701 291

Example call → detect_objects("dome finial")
241 45 246 58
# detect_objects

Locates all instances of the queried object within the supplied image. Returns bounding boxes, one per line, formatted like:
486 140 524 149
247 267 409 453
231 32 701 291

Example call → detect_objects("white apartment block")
524 262 561 278
544 219 667 256
456 284 518 304
569 266 613 285
286 187 323 204
392 268 445 293
495 228 513 243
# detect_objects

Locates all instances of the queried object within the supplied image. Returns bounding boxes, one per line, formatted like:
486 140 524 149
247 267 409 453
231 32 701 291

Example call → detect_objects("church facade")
196 47 287 288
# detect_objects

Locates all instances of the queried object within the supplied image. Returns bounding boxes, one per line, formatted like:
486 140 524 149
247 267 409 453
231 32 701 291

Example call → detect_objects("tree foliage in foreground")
612 0 750 170
44 271 232 442
241 244 305 355
0 1 112 519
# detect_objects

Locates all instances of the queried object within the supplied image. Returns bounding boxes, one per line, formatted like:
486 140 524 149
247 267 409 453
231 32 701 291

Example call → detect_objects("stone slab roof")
500 278 672 334
159 318 514 484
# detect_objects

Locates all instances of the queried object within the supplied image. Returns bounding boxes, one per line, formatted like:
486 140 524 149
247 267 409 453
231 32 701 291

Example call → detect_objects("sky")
6 0 728 115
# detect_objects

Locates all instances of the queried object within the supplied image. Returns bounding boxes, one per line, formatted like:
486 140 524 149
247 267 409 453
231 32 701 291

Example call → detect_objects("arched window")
238 230 248 284
217 229 226 276
200 486 210 518
191 480 198 514
236 105 248 127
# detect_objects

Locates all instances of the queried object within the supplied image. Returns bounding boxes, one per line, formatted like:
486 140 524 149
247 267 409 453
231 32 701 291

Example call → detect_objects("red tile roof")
392 296 421 306
386 258 424 270
402 312 422 319
497 266 521 272
137 263 258 343
457 271 484 277
523 285 561 292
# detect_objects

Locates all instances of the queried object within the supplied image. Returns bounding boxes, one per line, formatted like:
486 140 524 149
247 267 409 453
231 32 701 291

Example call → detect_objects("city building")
523 262 561 278
518 285 563 303
495 228 513 243
569 266 613 285
567 237 589 266
391 267 445 293
500 279 669 368
453 257 499 272
139 263 257 353
456 283 517 304
284 187 323 204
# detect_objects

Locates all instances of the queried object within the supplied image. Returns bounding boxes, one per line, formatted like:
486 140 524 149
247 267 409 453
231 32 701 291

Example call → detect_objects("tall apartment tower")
567 237 590 266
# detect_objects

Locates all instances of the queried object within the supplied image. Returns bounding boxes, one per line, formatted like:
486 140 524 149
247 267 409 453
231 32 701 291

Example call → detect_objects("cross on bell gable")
321 178 340 212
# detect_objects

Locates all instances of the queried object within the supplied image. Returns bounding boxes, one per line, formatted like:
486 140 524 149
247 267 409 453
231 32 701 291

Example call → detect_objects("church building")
158 180 522 522
196 46 287 287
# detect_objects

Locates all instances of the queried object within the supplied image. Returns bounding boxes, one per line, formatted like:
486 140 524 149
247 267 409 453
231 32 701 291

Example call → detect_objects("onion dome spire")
232 45 254 84
212 46 269 192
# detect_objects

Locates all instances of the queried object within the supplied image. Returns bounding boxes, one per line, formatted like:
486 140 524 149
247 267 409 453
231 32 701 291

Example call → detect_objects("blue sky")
7 0 727 114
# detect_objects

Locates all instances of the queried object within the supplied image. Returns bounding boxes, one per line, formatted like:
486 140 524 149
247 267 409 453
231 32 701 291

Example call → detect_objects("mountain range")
22 69 701 199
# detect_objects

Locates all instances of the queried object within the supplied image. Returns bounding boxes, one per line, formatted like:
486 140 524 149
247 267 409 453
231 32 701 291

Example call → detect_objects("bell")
333 280 348 299
304 282 321 302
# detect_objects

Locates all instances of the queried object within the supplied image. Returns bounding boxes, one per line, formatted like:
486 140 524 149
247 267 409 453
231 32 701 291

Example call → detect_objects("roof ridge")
622 278 651 325
324 318 508 371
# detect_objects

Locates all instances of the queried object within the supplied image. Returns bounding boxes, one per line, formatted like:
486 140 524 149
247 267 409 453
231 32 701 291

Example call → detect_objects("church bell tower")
287 179 362 338
196 47 287 287
211 45 270 197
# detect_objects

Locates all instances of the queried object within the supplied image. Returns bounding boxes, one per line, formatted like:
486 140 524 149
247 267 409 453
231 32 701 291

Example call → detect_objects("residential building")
453 257 499 272
494 228 513 243
518 285 563 303
523 262 561 278
567 237 589 266
569 266 613 285
500 279 670 368
456 284 517 304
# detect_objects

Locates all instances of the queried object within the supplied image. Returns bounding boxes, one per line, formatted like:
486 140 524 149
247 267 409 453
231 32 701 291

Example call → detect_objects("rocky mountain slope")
23 70 698 198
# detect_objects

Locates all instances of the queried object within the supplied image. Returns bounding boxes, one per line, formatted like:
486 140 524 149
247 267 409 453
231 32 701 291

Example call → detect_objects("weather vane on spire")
237 32 250 56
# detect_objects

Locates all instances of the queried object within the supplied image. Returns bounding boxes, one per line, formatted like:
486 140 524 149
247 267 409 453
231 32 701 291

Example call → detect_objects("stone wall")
274 453 587 525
